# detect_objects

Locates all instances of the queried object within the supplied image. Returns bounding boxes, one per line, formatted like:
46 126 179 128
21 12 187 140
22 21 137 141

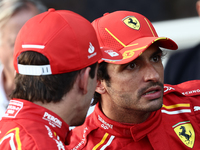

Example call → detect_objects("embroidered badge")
122 16 140 30
173 121 195 148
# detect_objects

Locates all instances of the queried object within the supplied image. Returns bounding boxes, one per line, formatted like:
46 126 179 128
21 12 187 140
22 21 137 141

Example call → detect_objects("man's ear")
196 1 200 16
79 67 91 95
95 80 106 94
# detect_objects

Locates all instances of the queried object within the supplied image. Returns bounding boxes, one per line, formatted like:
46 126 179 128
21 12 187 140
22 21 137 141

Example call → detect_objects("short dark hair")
92 62 110 105
10 51 97 103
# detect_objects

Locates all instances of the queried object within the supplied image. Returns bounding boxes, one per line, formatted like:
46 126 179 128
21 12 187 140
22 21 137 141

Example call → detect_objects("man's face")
0 4 39 79
100 44 164 121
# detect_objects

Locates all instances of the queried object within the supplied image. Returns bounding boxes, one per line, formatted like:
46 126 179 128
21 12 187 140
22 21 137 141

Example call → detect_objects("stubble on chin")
136 82 164 112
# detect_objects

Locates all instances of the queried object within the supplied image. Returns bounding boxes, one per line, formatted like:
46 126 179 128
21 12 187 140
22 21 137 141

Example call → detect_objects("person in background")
0 0 47 119
0 8 122 149
66 10 200 150
164 0 200 85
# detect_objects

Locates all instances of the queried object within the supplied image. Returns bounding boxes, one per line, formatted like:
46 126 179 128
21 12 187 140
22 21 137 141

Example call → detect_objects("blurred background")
40 0 197 22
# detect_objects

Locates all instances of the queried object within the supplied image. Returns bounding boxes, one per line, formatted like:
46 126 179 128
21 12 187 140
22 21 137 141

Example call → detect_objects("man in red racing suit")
66 80 200 150
0 99 68 150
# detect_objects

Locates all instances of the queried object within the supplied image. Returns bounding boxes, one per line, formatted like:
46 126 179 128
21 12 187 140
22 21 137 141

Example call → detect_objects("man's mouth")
142 86 162 100
144 90 158 95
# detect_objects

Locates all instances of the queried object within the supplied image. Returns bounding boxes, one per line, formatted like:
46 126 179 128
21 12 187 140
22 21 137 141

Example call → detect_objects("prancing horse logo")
122 16 140 30
179 126 192 145
173 122 195 148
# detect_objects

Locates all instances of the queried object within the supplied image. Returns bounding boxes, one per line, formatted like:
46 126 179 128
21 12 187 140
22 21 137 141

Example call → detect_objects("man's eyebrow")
121 48 163 67
151 48 163 56
133 48 163 61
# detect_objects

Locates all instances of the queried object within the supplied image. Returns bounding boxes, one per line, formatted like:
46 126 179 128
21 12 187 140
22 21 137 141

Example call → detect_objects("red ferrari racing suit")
66 80 200 150
0 99 69 150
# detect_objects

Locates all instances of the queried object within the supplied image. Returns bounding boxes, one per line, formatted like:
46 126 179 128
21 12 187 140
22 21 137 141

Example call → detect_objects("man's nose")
143 64 160 82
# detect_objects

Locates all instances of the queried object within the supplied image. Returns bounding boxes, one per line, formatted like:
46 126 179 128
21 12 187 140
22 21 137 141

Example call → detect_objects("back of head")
14 9 103 75
10 9 112 103
11 51 87 103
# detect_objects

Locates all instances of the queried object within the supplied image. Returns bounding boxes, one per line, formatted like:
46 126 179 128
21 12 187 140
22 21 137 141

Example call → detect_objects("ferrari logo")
123 16 140 30
173 122 195 148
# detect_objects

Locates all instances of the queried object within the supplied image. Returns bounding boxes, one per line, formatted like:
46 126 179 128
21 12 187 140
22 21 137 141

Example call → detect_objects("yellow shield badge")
173 121 195 148
123 16 140 30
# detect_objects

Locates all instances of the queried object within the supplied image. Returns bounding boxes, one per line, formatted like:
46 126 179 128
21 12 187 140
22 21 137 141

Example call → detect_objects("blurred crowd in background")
40 0 198 22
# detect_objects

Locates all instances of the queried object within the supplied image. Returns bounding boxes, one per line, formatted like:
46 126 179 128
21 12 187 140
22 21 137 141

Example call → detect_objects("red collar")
93 102 162 141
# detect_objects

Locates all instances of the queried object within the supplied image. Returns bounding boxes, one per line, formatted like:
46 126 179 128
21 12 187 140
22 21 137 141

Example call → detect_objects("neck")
2 70 15 100
34 99 73 125
33 91 84 126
